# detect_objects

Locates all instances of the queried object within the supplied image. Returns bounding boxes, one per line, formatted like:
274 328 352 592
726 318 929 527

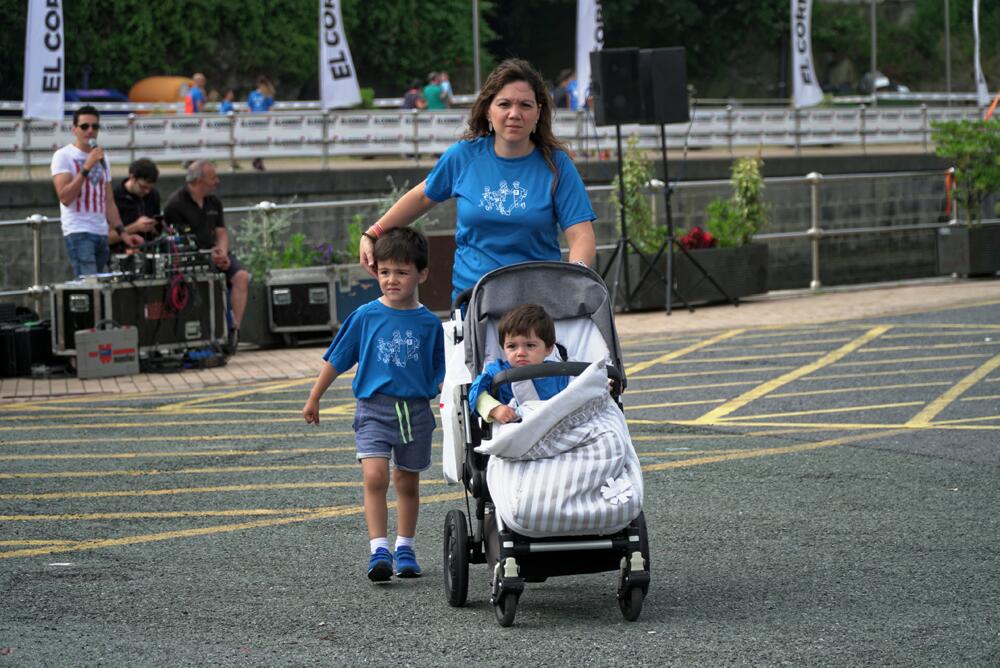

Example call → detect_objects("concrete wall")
0 152 950 312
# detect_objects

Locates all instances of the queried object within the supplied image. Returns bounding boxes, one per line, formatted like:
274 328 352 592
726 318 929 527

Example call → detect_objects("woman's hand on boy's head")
302 399 321 424
489 404 519 424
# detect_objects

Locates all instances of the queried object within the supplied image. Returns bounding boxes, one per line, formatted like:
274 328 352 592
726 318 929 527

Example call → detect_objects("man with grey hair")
164 160 249 353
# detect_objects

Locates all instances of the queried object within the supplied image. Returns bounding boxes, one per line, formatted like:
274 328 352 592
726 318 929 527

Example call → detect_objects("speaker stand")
634 124 738 315
600 125 659 312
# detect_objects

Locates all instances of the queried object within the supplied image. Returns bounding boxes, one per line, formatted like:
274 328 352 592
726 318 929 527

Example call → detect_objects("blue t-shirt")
467 358 569 410
219 100 234 114
424 136 596 296
247 90 274 113
185 86 205 114
323 300 445 399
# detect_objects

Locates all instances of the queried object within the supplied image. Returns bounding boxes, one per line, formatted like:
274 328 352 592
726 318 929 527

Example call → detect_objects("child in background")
303 227 444 582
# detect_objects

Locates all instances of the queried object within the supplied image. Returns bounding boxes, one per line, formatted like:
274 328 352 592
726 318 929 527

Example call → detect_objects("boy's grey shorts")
353 394 436 472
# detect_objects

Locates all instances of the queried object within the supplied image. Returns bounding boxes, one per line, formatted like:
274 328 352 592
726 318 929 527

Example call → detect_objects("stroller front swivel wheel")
494 590 519 627
443 510 470 607
619 586 644 621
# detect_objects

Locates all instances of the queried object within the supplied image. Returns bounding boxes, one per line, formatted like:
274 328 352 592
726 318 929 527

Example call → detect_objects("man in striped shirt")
51 105 142 278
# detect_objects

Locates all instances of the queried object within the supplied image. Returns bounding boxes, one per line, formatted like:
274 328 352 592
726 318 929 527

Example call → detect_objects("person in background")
439 70 453 107
422 72 447 110
111 158 162 253
185 73 207 114
359 58 597 301
163 160 249 354
219 89 236 114
50 105 142 277
552 68 576 109
248 75 276 170
401 79 427 110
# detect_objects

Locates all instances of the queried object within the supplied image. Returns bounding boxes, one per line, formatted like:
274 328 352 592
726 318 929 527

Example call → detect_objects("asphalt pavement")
1 277 999 666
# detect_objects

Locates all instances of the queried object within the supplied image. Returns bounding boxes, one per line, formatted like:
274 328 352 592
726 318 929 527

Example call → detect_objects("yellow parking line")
642 428 910 472
905 352 1000 427
0 508 342 522
625 329 745 375
155 379 314 411
857 341 1000 354
626 398 726 411
0 446 362 462
1 432 349 447
767 381 951 399
694 326 891 424
713 401 924 422
0 491 466 560
0 463 360 480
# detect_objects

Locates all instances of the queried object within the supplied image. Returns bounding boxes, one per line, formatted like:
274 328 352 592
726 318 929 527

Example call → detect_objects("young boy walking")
303 228 444 582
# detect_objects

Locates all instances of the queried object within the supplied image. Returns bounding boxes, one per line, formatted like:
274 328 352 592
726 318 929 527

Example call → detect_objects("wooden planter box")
937 224 1000 277
673 243 769 304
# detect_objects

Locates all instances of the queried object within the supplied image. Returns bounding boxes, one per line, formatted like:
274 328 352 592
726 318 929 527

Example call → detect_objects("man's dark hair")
128 158 159 183
373 227 429 271
73 105 100 125
498 303 556 348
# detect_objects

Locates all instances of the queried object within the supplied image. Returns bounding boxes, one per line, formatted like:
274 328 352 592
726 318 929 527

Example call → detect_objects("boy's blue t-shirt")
247 90 274 112
323 300 445 399
467 358 569 410
423 136 596 295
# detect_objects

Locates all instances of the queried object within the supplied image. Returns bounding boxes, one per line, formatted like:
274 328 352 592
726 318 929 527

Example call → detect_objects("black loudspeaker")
590 48 642 126
639 47 690 124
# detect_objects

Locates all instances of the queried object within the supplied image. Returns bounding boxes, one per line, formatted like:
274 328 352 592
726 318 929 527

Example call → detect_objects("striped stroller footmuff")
475 361 643 538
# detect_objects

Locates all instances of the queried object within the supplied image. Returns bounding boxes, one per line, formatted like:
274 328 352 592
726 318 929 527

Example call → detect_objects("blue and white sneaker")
394 545 422 578
367 547 393 582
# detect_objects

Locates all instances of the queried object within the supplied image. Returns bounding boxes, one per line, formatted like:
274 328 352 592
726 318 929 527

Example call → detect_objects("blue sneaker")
367 547 393 582
394 545 422 578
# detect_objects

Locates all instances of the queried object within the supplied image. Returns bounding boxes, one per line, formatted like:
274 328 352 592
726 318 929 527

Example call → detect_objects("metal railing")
3 169 985 314
1 103 986 174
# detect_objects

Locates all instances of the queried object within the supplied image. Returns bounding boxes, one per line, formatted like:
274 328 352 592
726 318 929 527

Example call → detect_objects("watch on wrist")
115 224 125 236
81 168 91 177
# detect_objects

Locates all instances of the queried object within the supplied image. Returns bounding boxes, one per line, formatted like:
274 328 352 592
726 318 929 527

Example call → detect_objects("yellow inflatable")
128 76 194 103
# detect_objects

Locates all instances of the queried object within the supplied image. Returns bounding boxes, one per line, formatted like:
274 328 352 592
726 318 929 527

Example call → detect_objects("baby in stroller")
467 303 570 425
440 261 649 626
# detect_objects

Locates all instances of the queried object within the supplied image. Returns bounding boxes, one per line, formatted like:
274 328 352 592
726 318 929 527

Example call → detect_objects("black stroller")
439 262 650 626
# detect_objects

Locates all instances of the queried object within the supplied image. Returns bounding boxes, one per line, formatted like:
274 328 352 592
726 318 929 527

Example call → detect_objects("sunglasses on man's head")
76 123 100 130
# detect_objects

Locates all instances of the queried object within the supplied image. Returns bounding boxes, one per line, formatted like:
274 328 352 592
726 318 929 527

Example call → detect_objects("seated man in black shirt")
111 158 162 253
163 160 249 353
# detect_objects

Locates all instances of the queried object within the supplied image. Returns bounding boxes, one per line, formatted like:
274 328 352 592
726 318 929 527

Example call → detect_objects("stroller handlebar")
490 362 623 394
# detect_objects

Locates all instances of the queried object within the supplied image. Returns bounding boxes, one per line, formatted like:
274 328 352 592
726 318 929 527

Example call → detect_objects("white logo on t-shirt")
479 180 527 216
377 329 420 368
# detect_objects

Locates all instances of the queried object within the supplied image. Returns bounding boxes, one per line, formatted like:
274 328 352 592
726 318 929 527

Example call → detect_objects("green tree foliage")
0 0 493 100
1 0 995 101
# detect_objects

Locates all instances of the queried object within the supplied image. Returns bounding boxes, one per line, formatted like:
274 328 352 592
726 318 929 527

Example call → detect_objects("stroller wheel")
443 510 469 607
619 586 644 622
494 590 519 627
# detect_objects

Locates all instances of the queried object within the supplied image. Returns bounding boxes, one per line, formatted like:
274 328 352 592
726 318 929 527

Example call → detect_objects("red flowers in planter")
679 226 717 250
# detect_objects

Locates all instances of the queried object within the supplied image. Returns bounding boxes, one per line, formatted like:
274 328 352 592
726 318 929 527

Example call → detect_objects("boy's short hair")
374 227 429 271
498 304 556 348
128 158 159 183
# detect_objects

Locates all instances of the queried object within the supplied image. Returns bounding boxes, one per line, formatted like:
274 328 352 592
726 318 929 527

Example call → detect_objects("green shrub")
705 156 768 247
932 118 1000 225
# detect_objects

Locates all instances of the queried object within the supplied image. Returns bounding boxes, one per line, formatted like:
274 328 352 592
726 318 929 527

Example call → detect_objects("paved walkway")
3 276 998 402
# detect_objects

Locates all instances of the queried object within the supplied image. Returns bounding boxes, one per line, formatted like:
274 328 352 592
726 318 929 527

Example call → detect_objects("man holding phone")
111 157 163 253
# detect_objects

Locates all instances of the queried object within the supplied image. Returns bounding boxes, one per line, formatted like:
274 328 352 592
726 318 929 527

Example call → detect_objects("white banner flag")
791 0 823 108
319 0 361 110
973 0 990 107
23 0 65 121
575 0 604 109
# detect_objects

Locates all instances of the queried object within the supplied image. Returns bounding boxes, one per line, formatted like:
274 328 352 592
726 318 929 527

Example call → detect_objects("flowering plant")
679 226 717 250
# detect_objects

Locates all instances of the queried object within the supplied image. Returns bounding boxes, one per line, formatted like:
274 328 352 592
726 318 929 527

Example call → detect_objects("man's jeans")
64 232 110 278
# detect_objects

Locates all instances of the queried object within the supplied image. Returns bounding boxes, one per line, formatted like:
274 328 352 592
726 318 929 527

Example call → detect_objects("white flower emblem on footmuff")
600 476 634 505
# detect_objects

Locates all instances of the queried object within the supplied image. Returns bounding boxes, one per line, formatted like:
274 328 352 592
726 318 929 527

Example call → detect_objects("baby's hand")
302 399 320 424
489 405 519 424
